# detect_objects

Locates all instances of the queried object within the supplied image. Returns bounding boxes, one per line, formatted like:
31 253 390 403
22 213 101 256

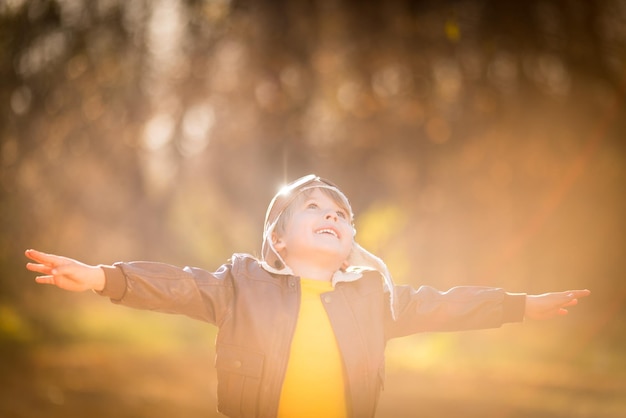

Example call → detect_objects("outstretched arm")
25 249 105 292
525 289 591 320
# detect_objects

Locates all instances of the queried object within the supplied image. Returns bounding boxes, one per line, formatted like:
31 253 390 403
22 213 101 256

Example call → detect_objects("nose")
324 210 338 221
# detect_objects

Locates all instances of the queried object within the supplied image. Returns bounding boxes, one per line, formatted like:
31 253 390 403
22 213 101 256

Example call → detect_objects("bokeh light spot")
142 114 175 151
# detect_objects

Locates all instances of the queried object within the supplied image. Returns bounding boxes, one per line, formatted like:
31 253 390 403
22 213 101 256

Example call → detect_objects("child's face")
273 188 354 270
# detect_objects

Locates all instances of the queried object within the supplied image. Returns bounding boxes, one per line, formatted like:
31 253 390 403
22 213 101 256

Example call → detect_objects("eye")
336 210 347 219
306 203 319 210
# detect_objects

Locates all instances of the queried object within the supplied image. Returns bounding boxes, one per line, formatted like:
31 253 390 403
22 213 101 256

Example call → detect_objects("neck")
283 259 337 282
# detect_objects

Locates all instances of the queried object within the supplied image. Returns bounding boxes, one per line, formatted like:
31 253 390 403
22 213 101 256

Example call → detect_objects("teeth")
317 229 338 238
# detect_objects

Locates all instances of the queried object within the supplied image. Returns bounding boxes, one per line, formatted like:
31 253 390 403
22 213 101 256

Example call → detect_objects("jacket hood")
260 174 398 319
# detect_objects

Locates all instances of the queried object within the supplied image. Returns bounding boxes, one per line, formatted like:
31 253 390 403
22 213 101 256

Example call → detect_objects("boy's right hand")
25 249 105 292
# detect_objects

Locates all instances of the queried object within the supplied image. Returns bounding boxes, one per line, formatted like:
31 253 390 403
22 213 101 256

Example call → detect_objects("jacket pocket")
215 344 265 418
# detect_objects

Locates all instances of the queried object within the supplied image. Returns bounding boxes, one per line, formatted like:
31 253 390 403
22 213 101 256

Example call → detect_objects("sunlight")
17 30 68 78
142 113 175 151
180 102 215 157
4 1 625 417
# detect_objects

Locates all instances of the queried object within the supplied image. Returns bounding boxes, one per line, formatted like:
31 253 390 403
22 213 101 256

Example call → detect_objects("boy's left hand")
525 289 591 320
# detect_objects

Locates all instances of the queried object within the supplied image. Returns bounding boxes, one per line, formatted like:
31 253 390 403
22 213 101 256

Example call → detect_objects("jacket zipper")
266 275 300 417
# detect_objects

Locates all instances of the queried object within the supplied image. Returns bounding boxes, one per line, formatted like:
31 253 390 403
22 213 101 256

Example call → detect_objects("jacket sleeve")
385 285 526 339
97 259 235 325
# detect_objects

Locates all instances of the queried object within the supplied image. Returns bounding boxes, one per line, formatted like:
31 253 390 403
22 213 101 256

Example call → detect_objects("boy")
26 174 590 418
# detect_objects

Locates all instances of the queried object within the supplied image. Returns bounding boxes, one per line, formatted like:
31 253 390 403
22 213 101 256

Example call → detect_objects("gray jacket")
100 253 525 418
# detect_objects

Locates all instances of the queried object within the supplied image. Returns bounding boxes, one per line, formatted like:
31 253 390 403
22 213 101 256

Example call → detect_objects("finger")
26 262 54 275
562 289 589 298
25 249 46 262
25 249 62 266
561 298 579 308
551 290 587 302
34 275 56 285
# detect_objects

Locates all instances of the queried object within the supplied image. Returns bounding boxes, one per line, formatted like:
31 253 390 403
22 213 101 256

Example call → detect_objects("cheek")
344 223 356 239
342 237 355 255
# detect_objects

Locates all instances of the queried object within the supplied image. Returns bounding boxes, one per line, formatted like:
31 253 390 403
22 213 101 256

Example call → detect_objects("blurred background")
1 0 625 417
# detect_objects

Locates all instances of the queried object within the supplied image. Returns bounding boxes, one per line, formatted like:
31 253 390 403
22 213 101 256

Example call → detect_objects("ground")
1 341 624 418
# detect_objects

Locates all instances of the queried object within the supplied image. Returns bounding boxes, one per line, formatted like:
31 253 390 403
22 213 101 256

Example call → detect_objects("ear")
272 232 286 252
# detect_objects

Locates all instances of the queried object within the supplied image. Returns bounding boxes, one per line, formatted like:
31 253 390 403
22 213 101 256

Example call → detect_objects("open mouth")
316 228 339 238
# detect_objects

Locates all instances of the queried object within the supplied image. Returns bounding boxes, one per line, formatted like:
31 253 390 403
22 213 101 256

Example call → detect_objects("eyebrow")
303 197 348 213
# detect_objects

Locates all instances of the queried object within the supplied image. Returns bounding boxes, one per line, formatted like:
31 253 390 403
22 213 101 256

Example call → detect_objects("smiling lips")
315 228 339 238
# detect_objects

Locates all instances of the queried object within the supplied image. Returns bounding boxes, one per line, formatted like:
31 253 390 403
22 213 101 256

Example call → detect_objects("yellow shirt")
277 279 347 418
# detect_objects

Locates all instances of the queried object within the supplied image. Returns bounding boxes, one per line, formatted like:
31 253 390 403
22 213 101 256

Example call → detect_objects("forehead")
293 187 351 212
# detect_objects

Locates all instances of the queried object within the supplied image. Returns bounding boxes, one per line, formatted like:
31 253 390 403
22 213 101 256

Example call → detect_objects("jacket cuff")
96 264 127 300
502 292 526 323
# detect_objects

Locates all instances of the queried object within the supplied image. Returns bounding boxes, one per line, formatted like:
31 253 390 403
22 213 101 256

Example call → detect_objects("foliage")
1 0 625 415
